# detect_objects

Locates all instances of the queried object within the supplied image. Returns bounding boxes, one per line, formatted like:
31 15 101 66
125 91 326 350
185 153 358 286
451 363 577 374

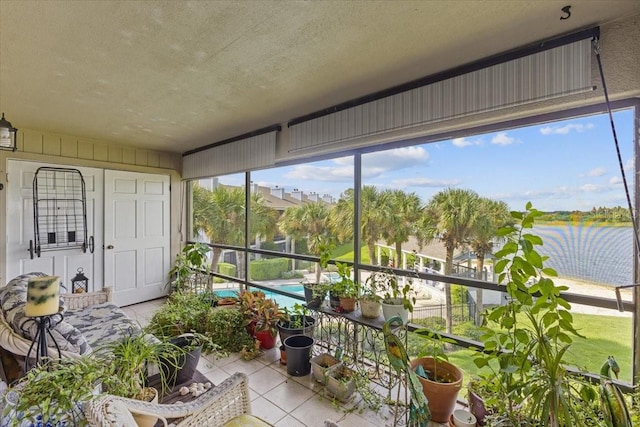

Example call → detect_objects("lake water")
532 224 633 287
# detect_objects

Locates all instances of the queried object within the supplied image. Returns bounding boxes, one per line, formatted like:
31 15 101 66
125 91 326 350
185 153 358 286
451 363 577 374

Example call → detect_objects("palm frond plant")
96 326 186 401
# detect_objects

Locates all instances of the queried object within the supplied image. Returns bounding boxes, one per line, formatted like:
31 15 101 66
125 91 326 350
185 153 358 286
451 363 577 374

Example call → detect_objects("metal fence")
411 302 476 325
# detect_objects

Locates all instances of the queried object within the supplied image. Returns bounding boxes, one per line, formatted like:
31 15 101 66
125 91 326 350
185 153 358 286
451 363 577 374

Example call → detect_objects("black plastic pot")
283 334 314 376
277 315 316 344
329 290 341 309
303 285 325 309
161 334 202 386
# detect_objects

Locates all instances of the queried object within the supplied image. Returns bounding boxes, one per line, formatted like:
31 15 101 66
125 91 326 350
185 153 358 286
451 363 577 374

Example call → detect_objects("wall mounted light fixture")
0 112 18 151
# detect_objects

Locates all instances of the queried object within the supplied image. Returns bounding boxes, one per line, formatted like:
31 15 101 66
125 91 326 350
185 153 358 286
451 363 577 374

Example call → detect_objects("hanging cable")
593 38 640 311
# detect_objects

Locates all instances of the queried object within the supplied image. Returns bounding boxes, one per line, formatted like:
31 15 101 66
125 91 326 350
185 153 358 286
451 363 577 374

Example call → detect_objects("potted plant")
303 243 332 309
3 357 104 426
332 262 358 312
410 329 463 423
376 270 415 323
466 374 504 426
452 409 477 427
358 272 383 319
96 326 187 427
238 289 286 349
325 364 357 402
473 203 603 426
277 303 316 344
310 352 342 385
167 242 211 293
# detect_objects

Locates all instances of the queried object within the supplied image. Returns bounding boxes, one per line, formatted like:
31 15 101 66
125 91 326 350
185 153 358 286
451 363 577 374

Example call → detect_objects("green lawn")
412 312 634 384
331 241 371 264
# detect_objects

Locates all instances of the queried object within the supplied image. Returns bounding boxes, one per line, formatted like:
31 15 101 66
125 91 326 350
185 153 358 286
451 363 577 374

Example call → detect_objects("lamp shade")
25 276 61 317
0 113 17 151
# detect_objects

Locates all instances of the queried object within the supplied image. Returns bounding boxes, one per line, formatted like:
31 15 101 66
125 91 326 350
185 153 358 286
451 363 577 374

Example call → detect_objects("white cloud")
609 176 623 185
580 183 600 192
451 137 481 147
284 164 353 182
587 167 606 177
539 123 595 135
391 177 461 188
625 158 634 171
491 132 516 146
284 147 430 183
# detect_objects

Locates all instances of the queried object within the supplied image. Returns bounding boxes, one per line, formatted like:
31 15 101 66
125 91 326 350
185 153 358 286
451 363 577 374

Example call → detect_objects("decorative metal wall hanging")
30 167 94 258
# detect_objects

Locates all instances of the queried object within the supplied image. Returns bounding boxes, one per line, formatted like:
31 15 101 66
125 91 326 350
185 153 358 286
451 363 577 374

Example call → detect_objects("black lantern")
0 113 17 151
71 268 89 293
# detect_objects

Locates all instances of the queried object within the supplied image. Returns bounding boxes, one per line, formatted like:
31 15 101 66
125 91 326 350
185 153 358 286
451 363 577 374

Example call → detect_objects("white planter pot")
310 353 341 385
452 409 477 427
359 299 382 319
325 365 356 402
381 298 409 324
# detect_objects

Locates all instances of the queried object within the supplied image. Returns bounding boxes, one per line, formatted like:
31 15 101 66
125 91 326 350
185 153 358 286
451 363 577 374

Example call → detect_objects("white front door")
104 170 170 306
6 160 104 291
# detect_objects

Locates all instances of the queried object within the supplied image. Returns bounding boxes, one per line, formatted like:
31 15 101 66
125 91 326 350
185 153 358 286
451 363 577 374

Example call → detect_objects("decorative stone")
179 386 189 396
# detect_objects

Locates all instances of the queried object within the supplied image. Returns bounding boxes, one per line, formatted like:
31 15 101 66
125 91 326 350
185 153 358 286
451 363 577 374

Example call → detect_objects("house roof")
1 1 639 154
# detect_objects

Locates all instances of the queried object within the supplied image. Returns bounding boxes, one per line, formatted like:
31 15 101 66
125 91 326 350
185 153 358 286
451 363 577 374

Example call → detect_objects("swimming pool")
214 284 305 309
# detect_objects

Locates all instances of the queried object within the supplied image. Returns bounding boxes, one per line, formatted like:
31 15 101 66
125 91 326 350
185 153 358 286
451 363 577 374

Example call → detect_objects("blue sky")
234 109 634 211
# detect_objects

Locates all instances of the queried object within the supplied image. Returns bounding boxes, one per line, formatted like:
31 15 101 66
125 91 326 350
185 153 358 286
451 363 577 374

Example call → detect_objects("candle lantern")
23 275 63 371
71 268 89 293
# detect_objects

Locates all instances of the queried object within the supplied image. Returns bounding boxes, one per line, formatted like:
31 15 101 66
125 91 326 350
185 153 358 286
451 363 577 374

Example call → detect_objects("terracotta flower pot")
339 296 357 313
410 357 463 423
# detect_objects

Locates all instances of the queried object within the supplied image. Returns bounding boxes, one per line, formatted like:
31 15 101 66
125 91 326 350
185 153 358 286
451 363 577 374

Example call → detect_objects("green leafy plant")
413 329 457 382
168 242 211 292
95 326 186 400
474 202 598 426
281 303 314 329
359 272 383 303
238 289 286 336
373 269 416 312
332 262 358 298
7 357 103 426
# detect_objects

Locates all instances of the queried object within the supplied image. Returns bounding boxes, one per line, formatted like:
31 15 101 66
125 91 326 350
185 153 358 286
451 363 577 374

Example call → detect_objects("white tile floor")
122 299 452 427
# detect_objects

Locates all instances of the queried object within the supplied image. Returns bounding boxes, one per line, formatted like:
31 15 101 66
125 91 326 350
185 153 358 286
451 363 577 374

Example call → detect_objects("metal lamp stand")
21 312 63 373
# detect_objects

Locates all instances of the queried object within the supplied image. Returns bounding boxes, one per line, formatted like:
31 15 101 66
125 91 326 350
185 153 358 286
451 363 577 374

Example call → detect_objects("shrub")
249 258 289 280
214 262 237 283
204 308 255 353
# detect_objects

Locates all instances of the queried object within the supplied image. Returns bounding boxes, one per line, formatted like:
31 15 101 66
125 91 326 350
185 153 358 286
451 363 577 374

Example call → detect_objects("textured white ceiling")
1 1 639 154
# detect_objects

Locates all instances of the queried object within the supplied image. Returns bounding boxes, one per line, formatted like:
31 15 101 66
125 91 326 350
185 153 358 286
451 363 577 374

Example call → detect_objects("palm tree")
192 183 245 274
421 188 481 334
330 186 387 265
381 189 422 268
279 201 333 283
469 198 512 325
191 183 277 279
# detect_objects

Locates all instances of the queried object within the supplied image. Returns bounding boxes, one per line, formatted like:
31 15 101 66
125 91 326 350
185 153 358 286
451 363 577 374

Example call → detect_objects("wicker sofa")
0 272 140 368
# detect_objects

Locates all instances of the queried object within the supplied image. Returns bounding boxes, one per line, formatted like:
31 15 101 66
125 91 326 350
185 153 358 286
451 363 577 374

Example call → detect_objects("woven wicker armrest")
84 372 252 427
62 287 113 310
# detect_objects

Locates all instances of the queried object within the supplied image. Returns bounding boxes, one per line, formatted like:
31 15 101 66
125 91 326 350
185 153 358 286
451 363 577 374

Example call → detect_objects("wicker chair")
84 372 273 426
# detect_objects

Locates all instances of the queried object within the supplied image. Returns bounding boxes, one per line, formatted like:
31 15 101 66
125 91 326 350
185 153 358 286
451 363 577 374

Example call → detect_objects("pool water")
214 284 305 309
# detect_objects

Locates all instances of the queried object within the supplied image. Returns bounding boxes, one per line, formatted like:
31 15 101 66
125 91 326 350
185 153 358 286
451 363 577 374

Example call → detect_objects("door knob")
106 245 114 250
